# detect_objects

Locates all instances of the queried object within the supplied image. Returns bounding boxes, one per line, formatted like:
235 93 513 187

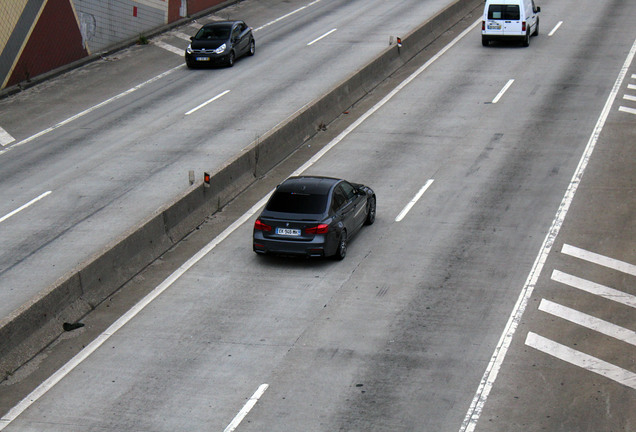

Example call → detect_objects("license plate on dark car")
276 228 301 236
196 57 210 61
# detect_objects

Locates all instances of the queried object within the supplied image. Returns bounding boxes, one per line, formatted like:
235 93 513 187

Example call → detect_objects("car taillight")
522 21 526 32
254 219 272 231
482 21 485 31
305 224 329 234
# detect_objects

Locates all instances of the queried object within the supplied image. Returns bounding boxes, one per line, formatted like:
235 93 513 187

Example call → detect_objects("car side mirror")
190 36 194 41
535 6 541 12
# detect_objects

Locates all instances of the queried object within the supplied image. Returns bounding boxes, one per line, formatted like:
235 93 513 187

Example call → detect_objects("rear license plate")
488 22 502 30
276 228 301 236
196 57 210 61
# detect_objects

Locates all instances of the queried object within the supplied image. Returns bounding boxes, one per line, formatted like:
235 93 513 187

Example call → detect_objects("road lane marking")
0 126 15 146
552 270 636 308
0 0 330 157
628 84 636 90
173 31 192 41
223 384 269 432
0 65 184 157
619 106 636 115
548 21 563 36
561 244 636 276
185 90 231 115
539 299 636 346
0 191 52 224
460 37 636 432
254 0 324 32
0 18 482 430
395 179 434 222
307 28 337 46
491 79 514 104
623 94 636 101
153 40 184 56
525 332 636 390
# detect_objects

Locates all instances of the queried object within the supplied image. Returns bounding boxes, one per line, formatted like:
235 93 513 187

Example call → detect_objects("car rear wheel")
334 231 347 260
365 196 376 225
533 18 539 36
248 39 255 56
482 36 490 47
522 32 530 47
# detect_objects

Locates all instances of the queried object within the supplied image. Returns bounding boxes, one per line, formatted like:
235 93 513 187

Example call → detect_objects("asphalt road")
1 0 635 431
0 0 458 322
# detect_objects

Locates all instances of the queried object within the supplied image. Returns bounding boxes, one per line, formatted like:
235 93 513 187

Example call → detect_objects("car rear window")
488 5 520 20
266 192 328 214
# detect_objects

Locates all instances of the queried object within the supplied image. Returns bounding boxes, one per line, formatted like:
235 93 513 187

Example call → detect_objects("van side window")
488 5 520 20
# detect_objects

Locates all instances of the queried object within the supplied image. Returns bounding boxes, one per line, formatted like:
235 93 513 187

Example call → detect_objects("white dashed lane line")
548 21 563 36
491 79 514 104
307 28 337 46
0 191 52 224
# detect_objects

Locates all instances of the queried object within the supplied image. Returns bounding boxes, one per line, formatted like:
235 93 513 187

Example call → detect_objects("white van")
481 0 540 47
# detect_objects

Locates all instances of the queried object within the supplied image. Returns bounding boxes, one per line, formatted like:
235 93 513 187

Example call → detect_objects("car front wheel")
365 196 376 225
227 51 235 67
248 39 255 56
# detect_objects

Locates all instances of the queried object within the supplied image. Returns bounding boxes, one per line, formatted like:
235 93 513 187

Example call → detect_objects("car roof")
277 176 341 195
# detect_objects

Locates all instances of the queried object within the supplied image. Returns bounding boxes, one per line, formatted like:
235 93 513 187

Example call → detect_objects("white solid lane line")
223 384 269 432
307 28 337 46
0 127 15 146
561 244 636 276
539 299 636 346
185 90 231 115
491 79 514 104
628 84 636 90
623 94 636 101
619 106 636 115
395 179 434 222
0 18 481 430
552 270 636 308
525 332 636 391
548 21 563 36
0 191 52 224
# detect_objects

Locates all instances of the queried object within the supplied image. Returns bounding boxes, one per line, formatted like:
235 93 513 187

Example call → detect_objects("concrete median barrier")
0 0 482 380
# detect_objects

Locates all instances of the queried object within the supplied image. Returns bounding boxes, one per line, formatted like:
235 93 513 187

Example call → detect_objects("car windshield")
195 26 231 40
266 192 328 214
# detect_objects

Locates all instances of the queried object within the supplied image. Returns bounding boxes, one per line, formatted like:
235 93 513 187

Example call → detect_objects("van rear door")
487 4 523 36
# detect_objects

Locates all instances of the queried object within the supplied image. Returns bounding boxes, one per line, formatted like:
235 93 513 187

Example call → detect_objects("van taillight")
254 219 272 231
522 21 526 32
482 21 485 31
305 224 329 234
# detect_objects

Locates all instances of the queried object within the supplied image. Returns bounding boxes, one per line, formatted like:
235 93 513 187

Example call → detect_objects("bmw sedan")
185 21 255 68
253 176 376 260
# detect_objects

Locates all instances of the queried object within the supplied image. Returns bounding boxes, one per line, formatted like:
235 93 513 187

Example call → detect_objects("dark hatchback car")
253 176 376 260
185 21 255 68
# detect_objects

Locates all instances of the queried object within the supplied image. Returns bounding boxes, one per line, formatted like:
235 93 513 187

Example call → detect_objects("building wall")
0 0 228 91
